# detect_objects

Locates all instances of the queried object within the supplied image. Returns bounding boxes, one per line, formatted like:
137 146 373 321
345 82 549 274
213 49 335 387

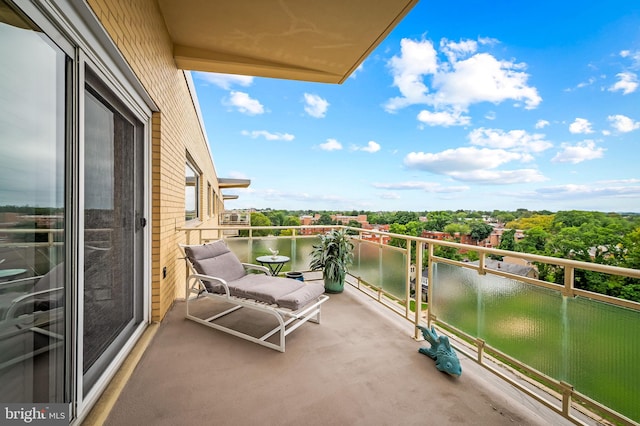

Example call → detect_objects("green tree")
283 215 301 227
516 227 549 253
388 223 407 248
393 211 419 225
443 223 470 240
346 220 362 235
279 216 301 236
425 211 453 231
317 213 334 225
266 211 286 227
507 214 554 231
469 221 493 245
249 212 272 236
497 229 516 252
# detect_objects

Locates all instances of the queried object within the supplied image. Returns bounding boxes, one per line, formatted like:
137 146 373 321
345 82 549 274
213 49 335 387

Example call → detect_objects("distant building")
361 224 390 244
470 258 538 279
421 230 474 245
298 213 371 236
332 214 369 226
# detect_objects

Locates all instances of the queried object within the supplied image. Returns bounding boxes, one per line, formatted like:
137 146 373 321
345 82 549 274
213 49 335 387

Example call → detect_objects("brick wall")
87 0 221 321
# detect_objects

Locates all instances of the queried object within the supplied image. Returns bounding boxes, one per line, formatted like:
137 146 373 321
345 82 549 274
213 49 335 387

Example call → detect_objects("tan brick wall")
88 0 223 321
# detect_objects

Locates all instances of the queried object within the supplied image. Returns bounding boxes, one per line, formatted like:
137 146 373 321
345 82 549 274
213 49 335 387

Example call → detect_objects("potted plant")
309 229 354 293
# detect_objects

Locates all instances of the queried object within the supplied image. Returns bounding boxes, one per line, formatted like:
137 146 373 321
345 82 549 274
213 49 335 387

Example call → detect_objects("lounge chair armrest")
188 273 231 297
5 287 64 319
241 263 269 275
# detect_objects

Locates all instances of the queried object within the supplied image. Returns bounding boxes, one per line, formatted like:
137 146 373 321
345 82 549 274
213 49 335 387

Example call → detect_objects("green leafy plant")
309 229 354 292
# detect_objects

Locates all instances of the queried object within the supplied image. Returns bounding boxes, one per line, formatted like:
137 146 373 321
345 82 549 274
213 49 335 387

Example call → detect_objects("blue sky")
193 1 640 213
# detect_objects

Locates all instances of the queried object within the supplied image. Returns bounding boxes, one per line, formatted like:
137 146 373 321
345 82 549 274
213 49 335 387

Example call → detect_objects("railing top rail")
179 225 640 279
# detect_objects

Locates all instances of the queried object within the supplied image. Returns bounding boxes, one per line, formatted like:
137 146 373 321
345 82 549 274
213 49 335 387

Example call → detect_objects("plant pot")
285 271 304 281
323 277 344 294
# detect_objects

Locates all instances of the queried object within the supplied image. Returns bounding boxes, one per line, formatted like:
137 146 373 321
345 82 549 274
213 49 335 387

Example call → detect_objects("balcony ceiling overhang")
156 0 418 84
218 178 251 189
222 194 239 200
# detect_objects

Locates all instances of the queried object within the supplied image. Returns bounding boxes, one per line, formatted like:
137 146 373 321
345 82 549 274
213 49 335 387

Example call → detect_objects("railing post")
476 338 485 364
426 242 434 321
564 266 575 297
405 239 412 319
478 251 486 275
414 241 424 339
560 381 574 418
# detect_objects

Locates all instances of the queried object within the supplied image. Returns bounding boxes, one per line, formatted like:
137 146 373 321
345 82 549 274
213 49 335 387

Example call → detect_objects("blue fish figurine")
417 325 462 377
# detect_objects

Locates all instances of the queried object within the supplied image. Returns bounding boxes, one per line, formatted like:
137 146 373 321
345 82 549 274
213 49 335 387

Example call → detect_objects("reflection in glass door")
0 1 67 403
83 71 144 393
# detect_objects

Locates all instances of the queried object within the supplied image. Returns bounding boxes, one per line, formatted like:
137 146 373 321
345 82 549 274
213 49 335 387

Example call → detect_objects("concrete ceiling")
157 0 418 84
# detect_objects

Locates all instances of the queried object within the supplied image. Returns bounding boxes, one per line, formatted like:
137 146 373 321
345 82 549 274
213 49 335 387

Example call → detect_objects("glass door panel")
0 1 67 403
83 72 143 393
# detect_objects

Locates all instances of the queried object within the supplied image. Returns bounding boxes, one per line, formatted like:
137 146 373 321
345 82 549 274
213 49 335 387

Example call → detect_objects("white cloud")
485 111 496 120
620 50 640 68
403 146 544 184
468 128 552 153
417 109 471 127
565 77 597 92
609 72 638 95
380 192 401 200
526 182 640 200
385 39 438 111
430 53 541 110
241 130 295 141
551 140 604 164
385 38 541 120
195 72 253 89
608 114 640 133
440 38 478 62
569 118 594 134
535 120 550 129
319 138 342 151
226 91 264 115
303 93 329 118
405 147 525 174
447 168 546 184
357 141 381 153
373 181 469 193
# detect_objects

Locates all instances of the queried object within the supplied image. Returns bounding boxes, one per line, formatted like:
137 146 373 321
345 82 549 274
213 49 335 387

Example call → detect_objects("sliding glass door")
0 1 68 403
82 71 144 393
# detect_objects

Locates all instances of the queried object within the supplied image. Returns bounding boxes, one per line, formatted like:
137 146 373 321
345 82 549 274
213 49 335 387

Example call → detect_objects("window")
185 160 199 221
212 188 217 217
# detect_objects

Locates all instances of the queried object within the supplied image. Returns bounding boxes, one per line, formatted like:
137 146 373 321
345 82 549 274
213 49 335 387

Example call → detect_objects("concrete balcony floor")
97 284 596 426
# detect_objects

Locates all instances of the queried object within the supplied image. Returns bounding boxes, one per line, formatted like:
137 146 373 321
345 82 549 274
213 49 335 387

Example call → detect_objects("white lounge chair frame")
180 244 329 352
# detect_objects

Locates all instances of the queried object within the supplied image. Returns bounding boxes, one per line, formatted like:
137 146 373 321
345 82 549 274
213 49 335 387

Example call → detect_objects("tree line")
245 208 640 302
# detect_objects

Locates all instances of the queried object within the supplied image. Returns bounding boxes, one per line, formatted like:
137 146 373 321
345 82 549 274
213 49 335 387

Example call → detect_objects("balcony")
97 280 594 426
88 225 640 425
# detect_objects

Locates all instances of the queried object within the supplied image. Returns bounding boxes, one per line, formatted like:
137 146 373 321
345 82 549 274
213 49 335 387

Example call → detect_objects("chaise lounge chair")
180 240 329 352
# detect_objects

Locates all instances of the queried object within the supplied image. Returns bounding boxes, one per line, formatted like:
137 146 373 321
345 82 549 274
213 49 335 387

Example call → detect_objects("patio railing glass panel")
225 236 317 275
432 262 640 421
351 240 407 300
